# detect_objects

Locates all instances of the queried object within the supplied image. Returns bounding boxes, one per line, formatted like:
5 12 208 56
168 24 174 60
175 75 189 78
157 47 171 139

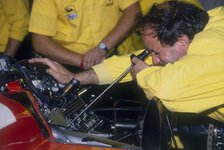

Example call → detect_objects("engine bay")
0 55 148 149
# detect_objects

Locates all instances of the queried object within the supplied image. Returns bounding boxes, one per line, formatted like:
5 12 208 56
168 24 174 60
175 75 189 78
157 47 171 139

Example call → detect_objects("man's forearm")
32 33 82 67
4 38 21 57
100 2 141 50
74 68 99 85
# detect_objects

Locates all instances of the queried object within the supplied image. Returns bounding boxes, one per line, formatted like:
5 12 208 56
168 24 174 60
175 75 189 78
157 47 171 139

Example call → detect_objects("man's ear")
178 35 191 51
178 35 190 46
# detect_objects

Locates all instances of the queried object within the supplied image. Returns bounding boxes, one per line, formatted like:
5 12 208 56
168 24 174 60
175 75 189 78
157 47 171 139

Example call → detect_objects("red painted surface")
0 94 46 150
0 82 122 150
6 80 23 92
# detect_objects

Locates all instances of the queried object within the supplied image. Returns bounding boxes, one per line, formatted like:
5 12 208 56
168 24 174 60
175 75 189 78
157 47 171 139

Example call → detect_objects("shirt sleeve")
118 0 139 11
137 53 224 113
136 61 187 101
92 49 153 84
1 0 29 41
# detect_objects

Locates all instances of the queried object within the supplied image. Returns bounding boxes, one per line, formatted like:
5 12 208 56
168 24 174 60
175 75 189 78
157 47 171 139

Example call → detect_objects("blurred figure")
0 0 30 58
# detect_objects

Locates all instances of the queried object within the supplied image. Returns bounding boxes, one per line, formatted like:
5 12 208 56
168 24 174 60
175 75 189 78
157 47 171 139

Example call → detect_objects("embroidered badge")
65 5 77 20
105 0 113 6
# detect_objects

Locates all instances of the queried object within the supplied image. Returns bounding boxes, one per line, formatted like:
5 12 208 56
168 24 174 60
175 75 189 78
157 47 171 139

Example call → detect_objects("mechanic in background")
0 0 30 58
29 0 145 70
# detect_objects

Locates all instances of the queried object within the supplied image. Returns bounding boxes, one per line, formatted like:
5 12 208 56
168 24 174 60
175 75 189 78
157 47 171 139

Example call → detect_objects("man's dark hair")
137 0 209 46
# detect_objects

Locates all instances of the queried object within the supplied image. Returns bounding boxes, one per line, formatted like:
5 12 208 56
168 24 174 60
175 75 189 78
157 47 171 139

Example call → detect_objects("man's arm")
74 69 99 85
4 38 21 57
28 50 152 85
83 2 142 69
101 2 141 50
32 34 82 67
28 58 99 85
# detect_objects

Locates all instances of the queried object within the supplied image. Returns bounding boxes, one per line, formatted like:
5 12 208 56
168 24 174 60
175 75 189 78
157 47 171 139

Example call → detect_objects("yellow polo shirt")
0 0 29 52
140 0 203 15
93 6 224 122
29 0 144 55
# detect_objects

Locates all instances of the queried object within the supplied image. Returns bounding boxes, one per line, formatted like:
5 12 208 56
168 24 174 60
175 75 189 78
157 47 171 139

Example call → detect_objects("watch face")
99 43 106 49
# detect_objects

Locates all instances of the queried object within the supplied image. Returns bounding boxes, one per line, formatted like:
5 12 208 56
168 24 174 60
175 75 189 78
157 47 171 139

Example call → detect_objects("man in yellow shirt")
29 0 224 123
29 0 145 70
0 0 30 58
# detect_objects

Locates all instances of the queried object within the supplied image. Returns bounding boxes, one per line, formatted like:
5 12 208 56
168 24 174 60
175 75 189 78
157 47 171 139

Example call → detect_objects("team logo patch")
105 0 113 5
65 5 77 20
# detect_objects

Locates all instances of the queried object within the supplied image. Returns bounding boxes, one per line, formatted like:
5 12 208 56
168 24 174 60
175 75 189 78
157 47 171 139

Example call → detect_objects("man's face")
141 28 189 66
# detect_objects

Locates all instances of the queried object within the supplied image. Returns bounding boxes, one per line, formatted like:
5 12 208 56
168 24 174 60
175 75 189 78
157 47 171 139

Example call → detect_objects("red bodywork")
0 81 121 150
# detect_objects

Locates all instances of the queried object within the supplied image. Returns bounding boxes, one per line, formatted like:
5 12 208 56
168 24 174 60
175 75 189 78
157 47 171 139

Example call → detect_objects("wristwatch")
98 42 109 52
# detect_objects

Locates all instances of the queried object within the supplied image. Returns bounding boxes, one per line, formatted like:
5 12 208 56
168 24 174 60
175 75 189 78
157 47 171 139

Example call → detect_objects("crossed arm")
31 2 142 69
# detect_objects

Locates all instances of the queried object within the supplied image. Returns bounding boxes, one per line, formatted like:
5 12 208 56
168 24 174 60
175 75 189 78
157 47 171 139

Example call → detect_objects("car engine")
0 55 147 149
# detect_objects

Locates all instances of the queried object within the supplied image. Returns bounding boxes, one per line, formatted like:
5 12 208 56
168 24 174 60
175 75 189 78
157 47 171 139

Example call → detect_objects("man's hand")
131 56 149 79
82 47 106 69
28 58 74 84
